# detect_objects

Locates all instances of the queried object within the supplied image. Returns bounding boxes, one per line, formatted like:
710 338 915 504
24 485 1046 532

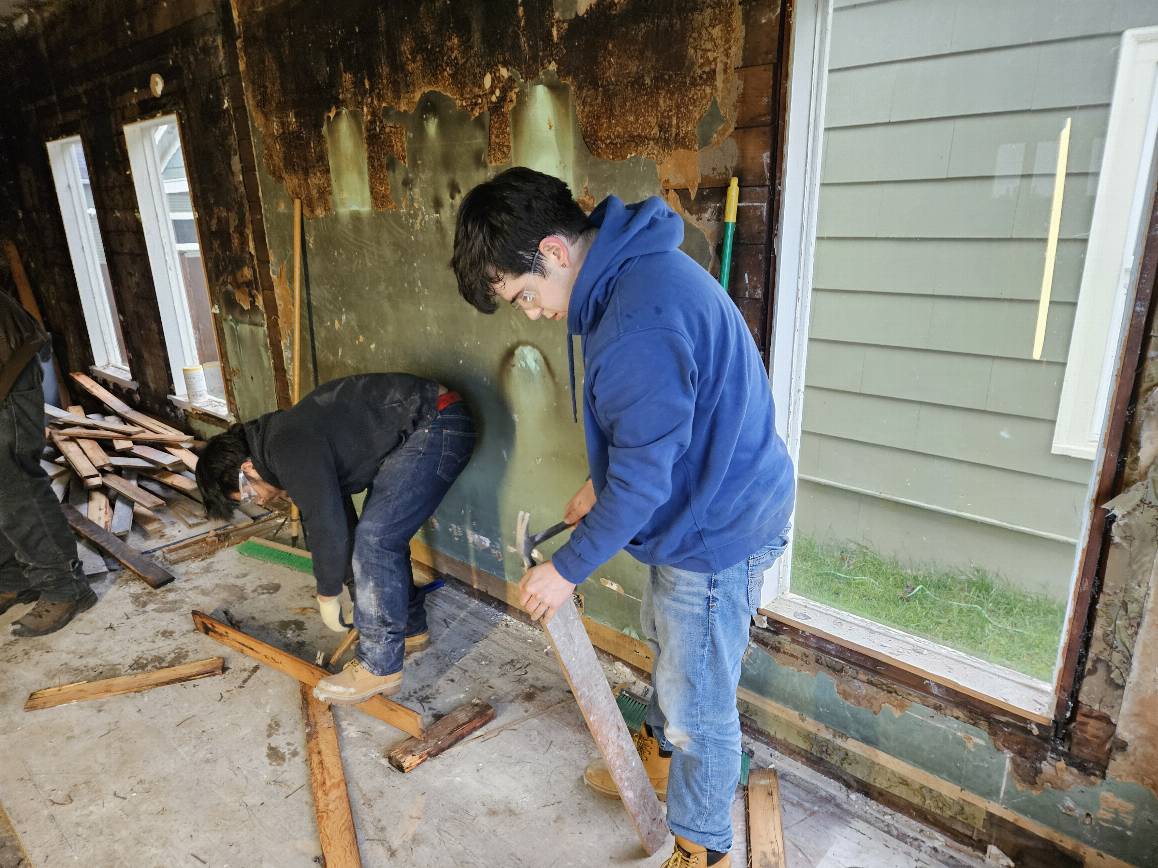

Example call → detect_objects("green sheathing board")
248 82 708 631
740 643 1158 864
795 0 1158 600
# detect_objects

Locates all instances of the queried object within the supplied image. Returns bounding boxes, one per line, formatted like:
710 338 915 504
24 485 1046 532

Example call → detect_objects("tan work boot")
11 587 97 637
661 836 731 868
404 630 430 653
583 723 669 801
312 659 402 705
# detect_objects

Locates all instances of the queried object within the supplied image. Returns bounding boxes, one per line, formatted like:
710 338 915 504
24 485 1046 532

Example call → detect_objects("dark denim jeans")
0 358 88 602
642 531 789 853
352 402 475 675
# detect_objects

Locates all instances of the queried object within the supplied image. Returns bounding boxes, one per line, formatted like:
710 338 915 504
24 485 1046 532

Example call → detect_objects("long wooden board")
143 469 200 496
300 686 363 868
44 405 142 435
110 495 134 537
51 432 100 487
166 446 199 471
61 504 175 588
102 474 166 510
76 438 111 470
543 600 667 854
70 372 187 437
747 768 787 868
88 490 111 531
55 427 192 444
25 657 225 711
131 444 184 469
108 456 156 470
190 611 423 738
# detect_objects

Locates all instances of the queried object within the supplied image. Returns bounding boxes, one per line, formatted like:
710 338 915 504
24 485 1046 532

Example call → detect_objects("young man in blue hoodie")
452 168 795 867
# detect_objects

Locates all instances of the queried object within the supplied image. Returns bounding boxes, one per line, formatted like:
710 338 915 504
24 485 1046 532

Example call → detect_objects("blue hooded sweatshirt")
551 196 796 584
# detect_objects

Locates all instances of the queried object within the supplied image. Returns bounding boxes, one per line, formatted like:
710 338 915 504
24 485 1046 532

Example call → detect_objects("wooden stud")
76 438 111 470
130 444 184 469
747 769 787 868
87 489 111 531
300 686 363 868
61 504 175 588
25 658 225 711
101 474 166 510
386 699 496 774
191 611 424 737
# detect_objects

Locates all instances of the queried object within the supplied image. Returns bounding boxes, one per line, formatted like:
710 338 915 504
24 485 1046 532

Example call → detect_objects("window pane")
790 1 1158 681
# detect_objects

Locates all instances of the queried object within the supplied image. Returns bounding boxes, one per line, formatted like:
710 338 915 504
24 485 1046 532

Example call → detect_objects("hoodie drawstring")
567 332 579 423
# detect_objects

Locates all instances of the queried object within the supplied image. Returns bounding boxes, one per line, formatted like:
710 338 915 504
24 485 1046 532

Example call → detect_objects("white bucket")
183 364 208 402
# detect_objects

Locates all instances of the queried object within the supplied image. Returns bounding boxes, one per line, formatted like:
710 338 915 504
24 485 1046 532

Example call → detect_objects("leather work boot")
404 630 430 654
0 589 39 617
313 659 402 705
660 836 731 868
11 587 97 637
583 722 670 800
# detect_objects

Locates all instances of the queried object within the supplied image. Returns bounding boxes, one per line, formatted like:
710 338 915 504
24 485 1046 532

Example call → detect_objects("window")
769 0 1158 720
1053 27 1158 460
123 115 227 415
45 136 130 377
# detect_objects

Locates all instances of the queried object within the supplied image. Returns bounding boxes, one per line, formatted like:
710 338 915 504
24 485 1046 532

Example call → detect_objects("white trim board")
1053 26 1158 460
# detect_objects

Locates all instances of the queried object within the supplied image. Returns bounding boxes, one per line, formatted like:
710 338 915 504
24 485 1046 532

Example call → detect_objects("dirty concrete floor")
0 545 990 867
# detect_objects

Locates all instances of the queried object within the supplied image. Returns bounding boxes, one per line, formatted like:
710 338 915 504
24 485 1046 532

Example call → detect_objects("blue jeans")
352 402 476 676
642 532 789 853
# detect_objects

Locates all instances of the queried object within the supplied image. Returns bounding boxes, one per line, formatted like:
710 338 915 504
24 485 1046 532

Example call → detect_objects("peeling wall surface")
4 0 1158 865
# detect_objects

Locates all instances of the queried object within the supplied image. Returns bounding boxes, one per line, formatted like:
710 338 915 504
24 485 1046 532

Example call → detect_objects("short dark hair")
451 167 592 313
196 423 249 519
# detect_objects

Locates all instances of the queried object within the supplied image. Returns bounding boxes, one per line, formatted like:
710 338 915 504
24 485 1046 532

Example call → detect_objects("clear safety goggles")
238 469 259 504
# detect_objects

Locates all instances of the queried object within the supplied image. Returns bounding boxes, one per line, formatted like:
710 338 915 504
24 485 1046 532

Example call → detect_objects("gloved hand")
317 595 349 633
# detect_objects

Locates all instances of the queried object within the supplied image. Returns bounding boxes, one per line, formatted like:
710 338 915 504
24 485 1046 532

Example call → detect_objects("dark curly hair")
195 423 249 519
451 167 592 313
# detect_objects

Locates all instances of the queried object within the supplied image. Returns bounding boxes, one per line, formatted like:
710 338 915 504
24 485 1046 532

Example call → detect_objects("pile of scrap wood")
42 372 267 586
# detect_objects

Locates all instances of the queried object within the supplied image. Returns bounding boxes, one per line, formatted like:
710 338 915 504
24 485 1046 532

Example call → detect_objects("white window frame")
757 0 1156 722
123 115 202 401
1053 27 1158 460
45 136 130 379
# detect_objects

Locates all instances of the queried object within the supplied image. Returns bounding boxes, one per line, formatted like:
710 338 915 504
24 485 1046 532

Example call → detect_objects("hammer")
515 511 571 570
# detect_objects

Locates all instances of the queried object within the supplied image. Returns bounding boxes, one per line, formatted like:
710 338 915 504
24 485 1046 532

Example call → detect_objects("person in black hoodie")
0 292 98 635
196 373 476 703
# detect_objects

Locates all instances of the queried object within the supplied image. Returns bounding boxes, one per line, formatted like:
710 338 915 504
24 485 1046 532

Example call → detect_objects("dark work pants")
0 358 87 602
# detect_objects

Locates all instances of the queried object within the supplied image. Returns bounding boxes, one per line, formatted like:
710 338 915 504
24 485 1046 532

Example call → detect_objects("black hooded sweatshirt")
243 373 439 596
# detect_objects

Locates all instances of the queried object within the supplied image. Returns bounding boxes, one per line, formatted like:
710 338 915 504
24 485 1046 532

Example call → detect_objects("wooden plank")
44 405 143 435
112 437 134 452
61 504 175 588
161 515 284 564
24 658 225 711
130 444 184 469
190 611 423 738
55 427 192 444
143 469 200 497
88 490 111 531
110 495 134 538
386 699 496 773
50 432 100 487
132 504 165 536
166 445 199 471
76 438 111 470
747 768 787 868
107 456 156 470
39 458 68 479
69 372 187 437
543 600 667 854
299 686 363 868
101 474 166 510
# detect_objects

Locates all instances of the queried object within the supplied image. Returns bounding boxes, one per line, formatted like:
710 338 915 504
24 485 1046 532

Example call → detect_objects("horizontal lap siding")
795 0 1158 591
